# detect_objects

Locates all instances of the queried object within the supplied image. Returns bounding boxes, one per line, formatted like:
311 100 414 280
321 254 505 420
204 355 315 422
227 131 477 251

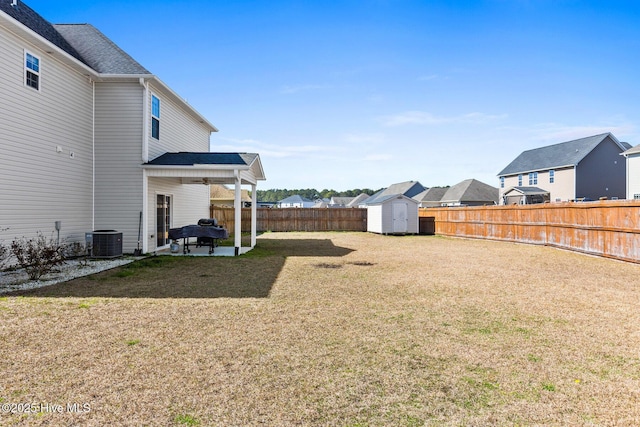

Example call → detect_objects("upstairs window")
549 169 555 183
151 95 160 139
25 51 40 90
500 177 505 188
528 172 538 185
518 174 523 186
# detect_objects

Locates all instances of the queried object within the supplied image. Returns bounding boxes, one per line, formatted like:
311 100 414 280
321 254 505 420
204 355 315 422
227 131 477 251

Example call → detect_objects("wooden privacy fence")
420 201 640 263
210 207 368 233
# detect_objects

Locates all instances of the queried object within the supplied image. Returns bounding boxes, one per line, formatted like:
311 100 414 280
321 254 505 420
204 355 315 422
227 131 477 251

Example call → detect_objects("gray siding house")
0 1 264 255
498 133 630 204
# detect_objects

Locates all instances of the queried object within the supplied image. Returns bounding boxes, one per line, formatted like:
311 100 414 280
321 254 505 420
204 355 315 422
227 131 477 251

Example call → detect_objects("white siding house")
0 1 265 255
622 145 640 200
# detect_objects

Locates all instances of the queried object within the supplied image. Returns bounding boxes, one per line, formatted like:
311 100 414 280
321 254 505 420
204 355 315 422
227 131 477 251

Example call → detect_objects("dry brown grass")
1 232 639 426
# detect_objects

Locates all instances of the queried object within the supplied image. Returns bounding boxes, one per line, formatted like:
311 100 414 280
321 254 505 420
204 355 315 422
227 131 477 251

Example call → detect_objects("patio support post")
234 170 242 255
251 183 257 247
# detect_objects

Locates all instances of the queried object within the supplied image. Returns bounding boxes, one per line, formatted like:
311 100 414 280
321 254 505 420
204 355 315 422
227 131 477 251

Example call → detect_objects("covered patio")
142 152 265 256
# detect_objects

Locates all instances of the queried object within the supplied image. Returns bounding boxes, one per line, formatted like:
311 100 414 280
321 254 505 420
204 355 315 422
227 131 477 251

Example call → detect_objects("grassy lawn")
1 232 639 426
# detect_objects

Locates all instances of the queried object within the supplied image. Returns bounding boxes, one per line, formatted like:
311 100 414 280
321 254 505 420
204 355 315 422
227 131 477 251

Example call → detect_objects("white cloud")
380 111 507 127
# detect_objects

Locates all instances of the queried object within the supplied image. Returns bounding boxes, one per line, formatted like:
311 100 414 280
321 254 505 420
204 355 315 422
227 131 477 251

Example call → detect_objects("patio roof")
142 152 265 185
142 152 265 255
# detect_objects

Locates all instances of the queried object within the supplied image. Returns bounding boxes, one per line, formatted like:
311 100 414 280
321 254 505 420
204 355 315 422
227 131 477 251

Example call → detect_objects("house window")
518 174 523 186
151 95 160 139
549 170 555 184
25 51 40 90
528 172 538 185
635 194 640 200
500 177 504 188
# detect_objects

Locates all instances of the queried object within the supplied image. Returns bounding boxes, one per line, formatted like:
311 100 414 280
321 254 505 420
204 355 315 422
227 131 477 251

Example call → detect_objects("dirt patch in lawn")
1 232 639 426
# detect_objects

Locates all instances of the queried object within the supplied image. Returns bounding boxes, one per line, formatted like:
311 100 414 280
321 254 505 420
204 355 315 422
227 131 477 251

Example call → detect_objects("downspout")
139 78 149 162
91 78 95 231
140 78 149 252
234 169 242 256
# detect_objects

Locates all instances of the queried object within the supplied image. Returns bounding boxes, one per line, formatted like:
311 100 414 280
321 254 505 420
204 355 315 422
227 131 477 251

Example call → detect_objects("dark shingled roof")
440 179 499 204
54 24 149 74
0 0 86 64
146 152 258 166
498 133 631 176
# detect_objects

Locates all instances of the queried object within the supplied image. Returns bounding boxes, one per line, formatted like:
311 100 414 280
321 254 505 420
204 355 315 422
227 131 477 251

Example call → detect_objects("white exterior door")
392 202 408 233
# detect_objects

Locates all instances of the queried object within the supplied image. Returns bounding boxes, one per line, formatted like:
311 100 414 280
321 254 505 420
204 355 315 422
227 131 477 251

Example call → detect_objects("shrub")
11 233 66 280
0 243 9 270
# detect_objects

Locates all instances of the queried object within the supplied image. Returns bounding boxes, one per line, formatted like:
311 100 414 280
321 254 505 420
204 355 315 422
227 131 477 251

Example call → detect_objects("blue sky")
27 0 640 190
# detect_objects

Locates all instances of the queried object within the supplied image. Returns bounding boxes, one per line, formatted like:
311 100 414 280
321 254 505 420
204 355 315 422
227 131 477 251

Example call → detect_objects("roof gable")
498 133 626 176
441 179 498 203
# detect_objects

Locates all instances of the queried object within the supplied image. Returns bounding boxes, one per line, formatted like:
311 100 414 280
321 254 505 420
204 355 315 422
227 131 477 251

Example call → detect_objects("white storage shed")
366 194 419 235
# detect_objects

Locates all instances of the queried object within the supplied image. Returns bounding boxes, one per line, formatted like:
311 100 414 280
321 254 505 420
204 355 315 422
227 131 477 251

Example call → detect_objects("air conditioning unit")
92 230 123 258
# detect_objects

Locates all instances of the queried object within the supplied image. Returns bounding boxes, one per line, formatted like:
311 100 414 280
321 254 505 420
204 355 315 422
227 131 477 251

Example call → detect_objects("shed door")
392 202 408 233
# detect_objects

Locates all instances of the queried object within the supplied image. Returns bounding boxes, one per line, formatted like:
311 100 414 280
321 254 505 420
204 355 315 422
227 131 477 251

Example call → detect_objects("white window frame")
528 172 538 185
24 50 41 91
518 174 523 186
151 94 160 139
549 169 555 184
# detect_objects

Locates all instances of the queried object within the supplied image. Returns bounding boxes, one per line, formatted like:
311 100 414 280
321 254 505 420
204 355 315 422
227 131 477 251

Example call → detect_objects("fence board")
420 201 640 263
210 207 368 233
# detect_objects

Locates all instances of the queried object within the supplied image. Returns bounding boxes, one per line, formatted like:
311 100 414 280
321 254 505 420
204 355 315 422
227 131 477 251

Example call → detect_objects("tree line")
255 188 382 203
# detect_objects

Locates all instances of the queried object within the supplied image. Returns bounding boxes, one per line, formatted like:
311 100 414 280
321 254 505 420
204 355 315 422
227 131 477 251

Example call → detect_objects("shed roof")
363 181 425 205
498 133 631 176
622 144 640 156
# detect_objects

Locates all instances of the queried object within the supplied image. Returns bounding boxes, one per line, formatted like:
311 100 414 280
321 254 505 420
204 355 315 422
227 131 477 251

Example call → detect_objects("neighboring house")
361 181 426 207
366 194 419 235
346 193 371 208
329 196 353 207
498 133 630 204
439 179 499 206
621 145 640 200
413 187 448 208
328 194 371 208
210 185 251 207
0 1 264 254
278 195 315 208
